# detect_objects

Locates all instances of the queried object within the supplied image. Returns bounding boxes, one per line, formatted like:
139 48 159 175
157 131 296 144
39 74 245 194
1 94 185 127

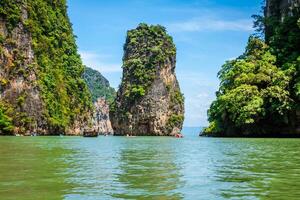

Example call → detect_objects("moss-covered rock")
0 0 93 135
110 23 184 136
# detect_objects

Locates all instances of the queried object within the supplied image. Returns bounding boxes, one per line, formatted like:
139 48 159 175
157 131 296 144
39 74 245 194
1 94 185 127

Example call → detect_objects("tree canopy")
204 37 292 136
204 1 300 136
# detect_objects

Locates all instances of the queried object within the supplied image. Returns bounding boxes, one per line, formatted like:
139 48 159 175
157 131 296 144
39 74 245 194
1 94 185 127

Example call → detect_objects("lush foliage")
168 88 185 130
171 88 184 106
204 37 292 135
262 7 300 103
122 23 176 102
83 67 116 103
253 1 300 101
166 114 184 131
205 1 300 136
28 0 92 130
0 0 21 31
0 0 92 132
0 102 13 134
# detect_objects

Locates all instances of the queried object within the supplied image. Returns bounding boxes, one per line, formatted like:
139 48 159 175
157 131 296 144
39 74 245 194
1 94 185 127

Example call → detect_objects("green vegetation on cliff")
204 37 292 135
0 102 13 134
266 10 300 103
83 67 116 103
204 1 300 136
122 23 176 102
0 0 21 31
0 0 92 133
27 0 92 130
110 23 184 136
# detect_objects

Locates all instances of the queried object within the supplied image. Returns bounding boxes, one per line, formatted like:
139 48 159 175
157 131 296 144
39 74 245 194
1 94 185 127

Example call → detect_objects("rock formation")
266 0 300 18
84 98 113 136
0 0 92 135
110 23 184 136
82 67 115 135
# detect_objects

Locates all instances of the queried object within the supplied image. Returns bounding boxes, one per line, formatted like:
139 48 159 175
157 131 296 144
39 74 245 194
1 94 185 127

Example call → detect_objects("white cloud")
168 18 253 33
80 51 121 73
196 92 209 98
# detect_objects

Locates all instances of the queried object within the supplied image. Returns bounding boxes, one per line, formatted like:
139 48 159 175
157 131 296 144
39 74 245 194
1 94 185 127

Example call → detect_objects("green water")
0 128 300 200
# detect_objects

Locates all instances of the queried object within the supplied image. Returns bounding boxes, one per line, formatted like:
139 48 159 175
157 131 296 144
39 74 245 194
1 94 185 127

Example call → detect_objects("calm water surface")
0 127 300 200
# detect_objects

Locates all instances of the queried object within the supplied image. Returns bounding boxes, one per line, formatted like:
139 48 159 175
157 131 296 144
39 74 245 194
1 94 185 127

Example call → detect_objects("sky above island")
68 0 263 127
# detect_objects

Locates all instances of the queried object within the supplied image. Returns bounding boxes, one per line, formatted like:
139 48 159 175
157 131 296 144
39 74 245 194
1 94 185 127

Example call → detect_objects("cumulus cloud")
168 18 253 33
80 51 121 73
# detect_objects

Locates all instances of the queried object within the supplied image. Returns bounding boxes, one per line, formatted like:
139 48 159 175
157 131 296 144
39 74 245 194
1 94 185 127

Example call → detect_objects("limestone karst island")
0 0 300 199
110 24 184 136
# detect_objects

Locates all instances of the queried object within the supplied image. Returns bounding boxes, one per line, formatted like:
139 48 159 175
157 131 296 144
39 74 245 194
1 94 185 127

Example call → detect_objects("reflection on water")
0 130 300 200
214 139 300 200
0 137 77 200
112 139 184 199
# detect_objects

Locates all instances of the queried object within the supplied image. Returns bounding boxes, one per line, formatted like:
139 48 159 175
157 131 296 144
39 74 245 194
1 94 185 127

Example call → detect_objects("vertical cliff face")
265 0 300 41
266 0 300 18
0 0 92 135
83 67 115 135
88 98 113 135
110 24 184 136
0 4 44 135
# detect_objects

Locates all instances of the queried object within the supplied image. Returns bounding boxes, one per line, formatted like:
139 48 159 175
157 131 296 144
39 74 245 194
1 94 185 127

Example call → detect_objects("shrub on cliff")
0 102 13 134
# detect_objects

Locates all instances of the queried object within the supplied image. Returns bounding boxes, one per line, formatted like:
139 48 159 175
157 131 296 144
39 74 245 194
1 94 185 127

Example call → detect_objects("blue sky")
68 0 263 127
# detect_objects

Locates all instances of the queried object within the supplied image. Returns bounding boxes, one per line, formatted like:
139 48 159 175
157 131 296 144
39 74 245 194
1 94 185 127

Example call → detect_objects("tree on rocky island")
203 37 293 136
203 0 300 137
110 23 184 136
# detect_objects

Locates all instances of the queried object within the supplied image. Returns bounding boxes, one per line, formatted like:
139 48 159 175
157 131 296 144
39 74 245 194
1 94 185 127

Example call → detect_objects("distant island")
83 67 116 104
